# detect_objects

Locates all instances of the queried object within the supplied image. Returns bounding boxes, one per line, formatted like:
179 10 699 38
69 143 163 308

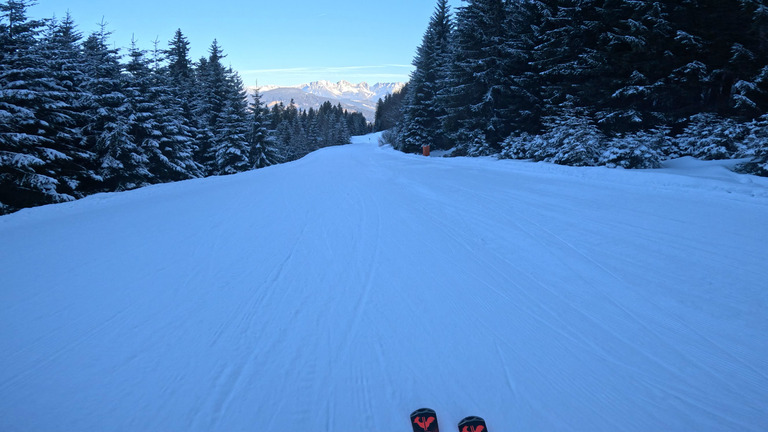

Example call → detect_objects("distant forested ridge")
0 0 369 215
384 0 768 175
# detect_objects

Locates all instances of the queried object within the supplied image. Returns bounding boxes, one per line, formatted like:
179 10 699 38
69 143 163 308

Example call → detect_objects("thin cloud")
242 64 413 75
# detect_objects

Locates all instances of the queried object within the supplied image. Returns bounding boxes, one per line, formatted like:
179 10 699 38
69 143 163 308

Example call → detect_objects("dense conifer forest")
0 0 369 214
384 0 768 175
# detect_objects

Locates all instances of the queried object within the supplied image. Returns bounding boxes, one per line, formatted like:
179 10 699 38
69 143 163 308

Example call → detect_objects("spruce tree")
124 38 200 184
331 111 351 145
374 98 385 131
123 39 159 184
591 1 675 132
736 114 768 176
194 43 224 173
39 12 90 169
166 29 193 83
289 116 309 156
247 87 274 168
657 0 757 121
0 0 78 212
400 0 453 152
442 0 519 153
148 39 202 180
373 86 407 132
84 33 148 191
213 67 251 175
533 0 603 113
535 105 604 167
306 107 321 148
194 40 251 175
164 29 200 160
728 1 768 119
691 0 754 116
499 0 544 135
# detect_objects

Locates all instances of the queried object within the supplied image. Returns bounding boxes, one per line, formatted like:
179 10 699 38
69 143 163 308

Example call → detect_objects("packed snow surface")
1 134 767 431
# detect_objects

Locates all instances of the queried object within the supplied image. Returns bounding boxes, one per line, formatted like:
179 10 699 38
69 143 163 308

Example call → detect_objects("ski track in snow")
1 133 768 431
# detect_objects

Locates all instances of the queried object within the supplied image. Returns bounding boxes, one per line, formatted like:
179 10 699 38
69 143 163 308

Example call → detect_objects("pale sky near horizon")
30 0 464 86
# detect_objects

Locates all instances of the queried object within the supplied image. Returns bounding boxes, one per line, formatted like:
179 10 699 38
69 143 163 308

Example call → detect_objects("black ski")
411 408 440 432
458 416 487 432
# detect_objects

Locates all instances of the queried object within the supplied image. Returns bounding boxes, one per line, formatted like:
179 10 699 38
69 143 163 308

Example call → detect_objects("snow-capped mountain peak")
299 80 374 101
250 80 405 122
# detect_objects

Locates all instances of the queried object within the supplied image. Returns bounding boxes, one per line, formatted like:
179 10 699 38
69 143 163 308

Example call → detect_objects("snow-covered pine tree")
655 0 763 122
344 110 369 137
499 0 543 135
532 0 604 116
591 1 675 132
373 98 384 130
213 67 251 175
0 0 80 213
123 39 160 185
306 107 321 149
247 87 275 168
165 30 198 129
193 41 250 175
148 39 202 180
316 102 332 148
736 114 768 176
268 102 284 130
331 111 351 146
273 99 304 161
399 0 453 153
443 0 516 154
42 13 101 197
162 29 202 178
124 38 200 184
273 120 292 159
290 116 310 156
693 0 759 117
38 13 98 196
727 1 768 120
193 49 221 174
674 113 747 160
600 129 665 169
534 105 604 167
166 29 193 84
500 132 537 160
80 25 147 191
373 86 407 132
285 98 299 123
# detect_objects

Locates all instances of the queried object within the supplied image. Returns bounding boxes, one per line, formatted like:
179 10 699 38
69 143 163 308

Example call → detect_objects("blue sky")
31 0 464 86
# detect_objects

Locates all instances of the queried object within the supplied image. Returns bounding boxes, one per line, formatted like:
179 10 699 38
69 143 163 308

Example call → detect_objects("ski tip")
411 407 436 417
458 416 487 432
411 408 439 432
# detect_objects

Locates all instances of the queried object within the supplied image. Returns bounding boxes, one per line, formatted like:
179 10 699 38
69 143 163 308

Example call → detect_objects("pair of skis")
411 408 487 432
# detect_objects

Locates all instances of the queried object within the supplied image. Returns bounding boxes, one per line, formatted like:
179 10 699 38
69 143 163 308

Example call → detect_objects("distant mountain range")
247 81 405 122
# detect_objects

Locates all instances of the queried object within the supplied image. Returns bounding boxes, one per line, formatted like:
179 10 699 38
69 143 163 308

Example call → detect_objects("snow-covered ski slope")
2 133 767 431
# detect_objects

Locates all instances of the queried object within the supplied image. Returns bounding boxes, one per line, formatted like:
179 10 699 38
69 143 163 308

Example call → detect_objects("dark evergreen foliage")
38 13 96 192
269 100 369 162
387 0 768 175
80 24 140 191
399 0 453 153
0 2 366 215
442 0 513 153
374 85 407 132
0 1 80 211
247 87 276 169
736 114 768 176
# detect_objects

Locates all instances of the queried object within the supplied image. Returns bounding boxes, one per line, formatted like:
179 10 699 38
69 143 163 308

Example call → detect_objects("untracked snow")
1 134 767 431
